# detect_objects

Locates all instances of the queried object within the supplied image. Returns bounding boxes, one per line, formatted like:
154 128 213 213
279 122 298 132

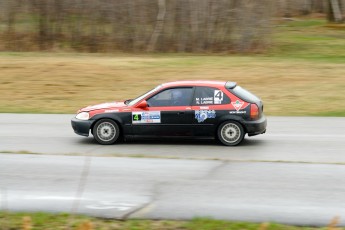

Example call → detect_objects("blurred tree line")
0 0 343 53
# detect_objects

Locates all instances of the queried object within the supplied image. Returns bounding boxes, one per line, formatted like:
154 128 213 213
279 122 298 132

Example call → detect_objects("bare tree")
147 0 166 52
176 0 189 52
0 0 274 53
3 0 21 49
301 0 312 15
328 0 344 22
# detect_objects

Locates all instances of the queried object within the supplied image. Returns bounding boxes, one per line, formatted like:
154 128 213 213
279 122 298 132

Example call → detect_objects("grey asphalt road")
1 114 345 226
0 114 345 163
1 153 345 226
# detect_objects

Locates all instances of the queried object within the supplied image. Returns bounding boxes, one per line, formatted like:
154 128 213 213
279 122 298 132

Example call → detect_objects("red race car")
71 80 266 146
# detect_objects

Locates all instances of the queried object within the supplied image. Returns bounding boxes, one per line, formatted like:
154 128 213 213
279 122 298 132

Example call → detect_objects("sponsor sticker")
195 110 216 123
229 111 246 114
231 100 244 111
132 111 161 124
104 109 119 113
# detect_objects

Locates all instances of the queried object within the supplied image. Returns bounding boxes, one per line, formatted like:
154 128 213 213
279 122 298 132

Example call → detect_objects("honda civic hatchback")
71 80 267 146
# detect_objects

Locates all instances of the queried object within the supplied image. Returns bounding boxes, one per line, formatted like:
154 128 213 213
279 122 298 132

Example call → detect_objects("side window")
147 88 193 107
193 87 230 105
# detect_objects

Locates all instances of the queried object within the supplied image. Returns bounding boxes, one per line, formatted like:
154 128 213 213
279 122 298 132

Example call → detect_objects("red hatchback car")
71 80 267 146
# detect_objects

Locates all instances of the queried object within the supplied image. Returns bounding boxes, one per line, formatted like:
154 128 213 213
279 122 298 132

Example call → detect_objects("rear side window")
230 86 260 103
193 87 230 105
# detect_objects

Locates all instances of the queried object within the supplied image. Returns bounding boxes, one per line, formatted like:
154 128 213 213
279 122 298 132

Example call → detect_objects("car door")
191 86 231 137
132 87 194 137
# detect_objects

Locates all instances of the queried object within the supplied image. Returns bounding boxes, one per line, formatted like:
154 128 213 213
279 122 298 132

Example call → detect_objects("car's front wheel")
217 121 245 146
93 119 120 145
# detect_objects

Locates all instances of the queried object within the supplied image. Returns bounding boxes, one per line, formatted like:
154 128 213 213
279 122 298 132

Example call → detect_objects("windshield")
128 85 162 106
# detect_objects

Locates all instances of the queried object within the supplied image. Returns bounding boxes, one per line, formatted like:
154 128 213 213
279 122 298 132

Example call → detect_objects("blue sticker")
195 110 216 123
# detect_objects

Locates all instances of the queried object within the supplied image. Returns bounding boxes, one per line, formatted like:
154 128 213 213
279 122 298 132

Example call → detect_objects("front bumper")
243 115 267 136
71 117 94 137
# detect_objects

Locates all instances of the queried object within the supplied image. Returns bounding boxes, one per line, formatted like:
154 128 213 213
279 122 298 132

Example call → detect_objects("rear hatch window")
230 86 260 103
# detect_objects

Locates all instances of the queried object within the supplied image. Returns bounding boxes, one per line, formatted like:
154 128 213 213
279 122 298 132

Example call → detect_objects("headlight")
76 112 89 120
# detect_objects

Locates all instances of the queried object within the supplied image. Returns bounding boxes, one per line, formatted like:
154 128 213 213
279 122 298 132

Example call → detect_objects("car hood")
79 101 126 112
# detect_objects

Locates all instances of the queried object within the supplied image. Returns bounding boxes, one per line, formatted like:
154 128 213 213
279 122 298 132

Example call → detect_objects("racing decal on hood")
105 109 119 113
83 102 126 111
132 111 161 124
195 110 216 123
231 100 244 111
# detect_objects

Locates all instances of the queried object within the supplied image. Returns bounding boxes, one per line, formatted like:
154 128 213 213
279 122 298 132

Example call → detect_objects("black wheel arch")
90 113 124 136
216 115 247 135
216 118 246 146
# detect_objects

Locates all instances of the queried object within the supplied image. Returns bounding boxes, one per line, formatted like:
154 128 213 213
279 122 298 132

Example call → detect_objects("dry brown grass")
77 220 93 230
328 216 341 230
1 53 344 116
22 216 32 230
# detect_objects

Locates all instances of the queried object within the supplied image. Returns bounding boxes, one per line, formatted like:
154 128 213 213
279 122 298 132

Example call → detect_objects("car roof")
161 80 227 88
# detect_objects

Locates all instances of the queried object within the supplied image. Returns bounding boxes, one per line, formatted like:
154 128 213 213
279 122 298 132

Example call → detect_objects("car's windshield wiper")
124 99 132 105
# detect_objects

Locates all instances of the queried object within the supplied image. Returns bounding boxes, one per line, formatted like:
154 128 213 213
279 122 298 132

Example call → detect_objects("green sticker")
133 114 141 121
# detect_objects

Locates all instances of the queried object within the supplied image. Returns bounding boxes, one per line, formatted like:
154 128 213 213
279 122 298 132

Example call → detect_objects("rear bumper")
71 117 94 137
243 115 267 136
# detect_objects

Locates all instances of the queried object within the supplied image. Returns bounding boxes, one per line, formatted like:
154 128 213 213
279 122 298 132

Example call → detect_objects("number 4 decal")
214 90 223 104
132 114 141 121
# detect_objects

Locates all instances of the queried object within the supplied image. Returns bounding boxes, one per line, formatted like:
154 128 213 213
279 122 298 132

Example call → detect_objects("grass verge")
0 212 340 230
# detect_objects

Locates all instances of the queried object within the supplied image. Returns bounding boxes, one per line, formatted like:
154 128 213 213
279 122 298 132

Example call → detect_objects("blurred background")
0 0 342 52
1 2 345 229
0 0 344 115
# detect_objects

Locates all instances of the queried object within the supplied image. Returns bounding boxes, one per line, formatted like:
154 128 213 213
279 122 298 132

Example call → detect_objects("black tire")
92 119 120 145
217 120 245 146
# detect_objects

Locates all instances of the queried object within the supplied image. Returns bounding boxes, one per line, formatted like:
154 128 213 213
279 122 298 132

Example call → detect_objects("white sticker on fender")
132 111 161 124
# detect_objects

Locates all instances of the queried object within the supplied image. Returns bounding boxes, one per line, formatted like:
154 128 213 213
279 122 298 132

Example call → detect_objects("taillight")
250 103 259 120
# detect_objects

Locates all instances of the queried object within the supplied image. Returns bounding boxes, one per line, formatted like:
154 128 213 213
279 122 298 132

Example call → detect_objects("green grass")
0 212 340 230
271 19 345 62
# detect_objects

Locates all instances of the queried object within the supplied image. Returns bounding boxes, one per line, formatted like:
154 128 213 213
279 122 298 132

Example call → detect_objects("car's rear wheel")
217 121 245 146
93 119 120 145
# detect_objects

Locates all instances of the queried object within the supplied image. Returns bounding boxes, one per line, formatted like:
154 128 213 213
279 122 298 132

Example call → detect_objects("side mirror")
136 100 148 109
